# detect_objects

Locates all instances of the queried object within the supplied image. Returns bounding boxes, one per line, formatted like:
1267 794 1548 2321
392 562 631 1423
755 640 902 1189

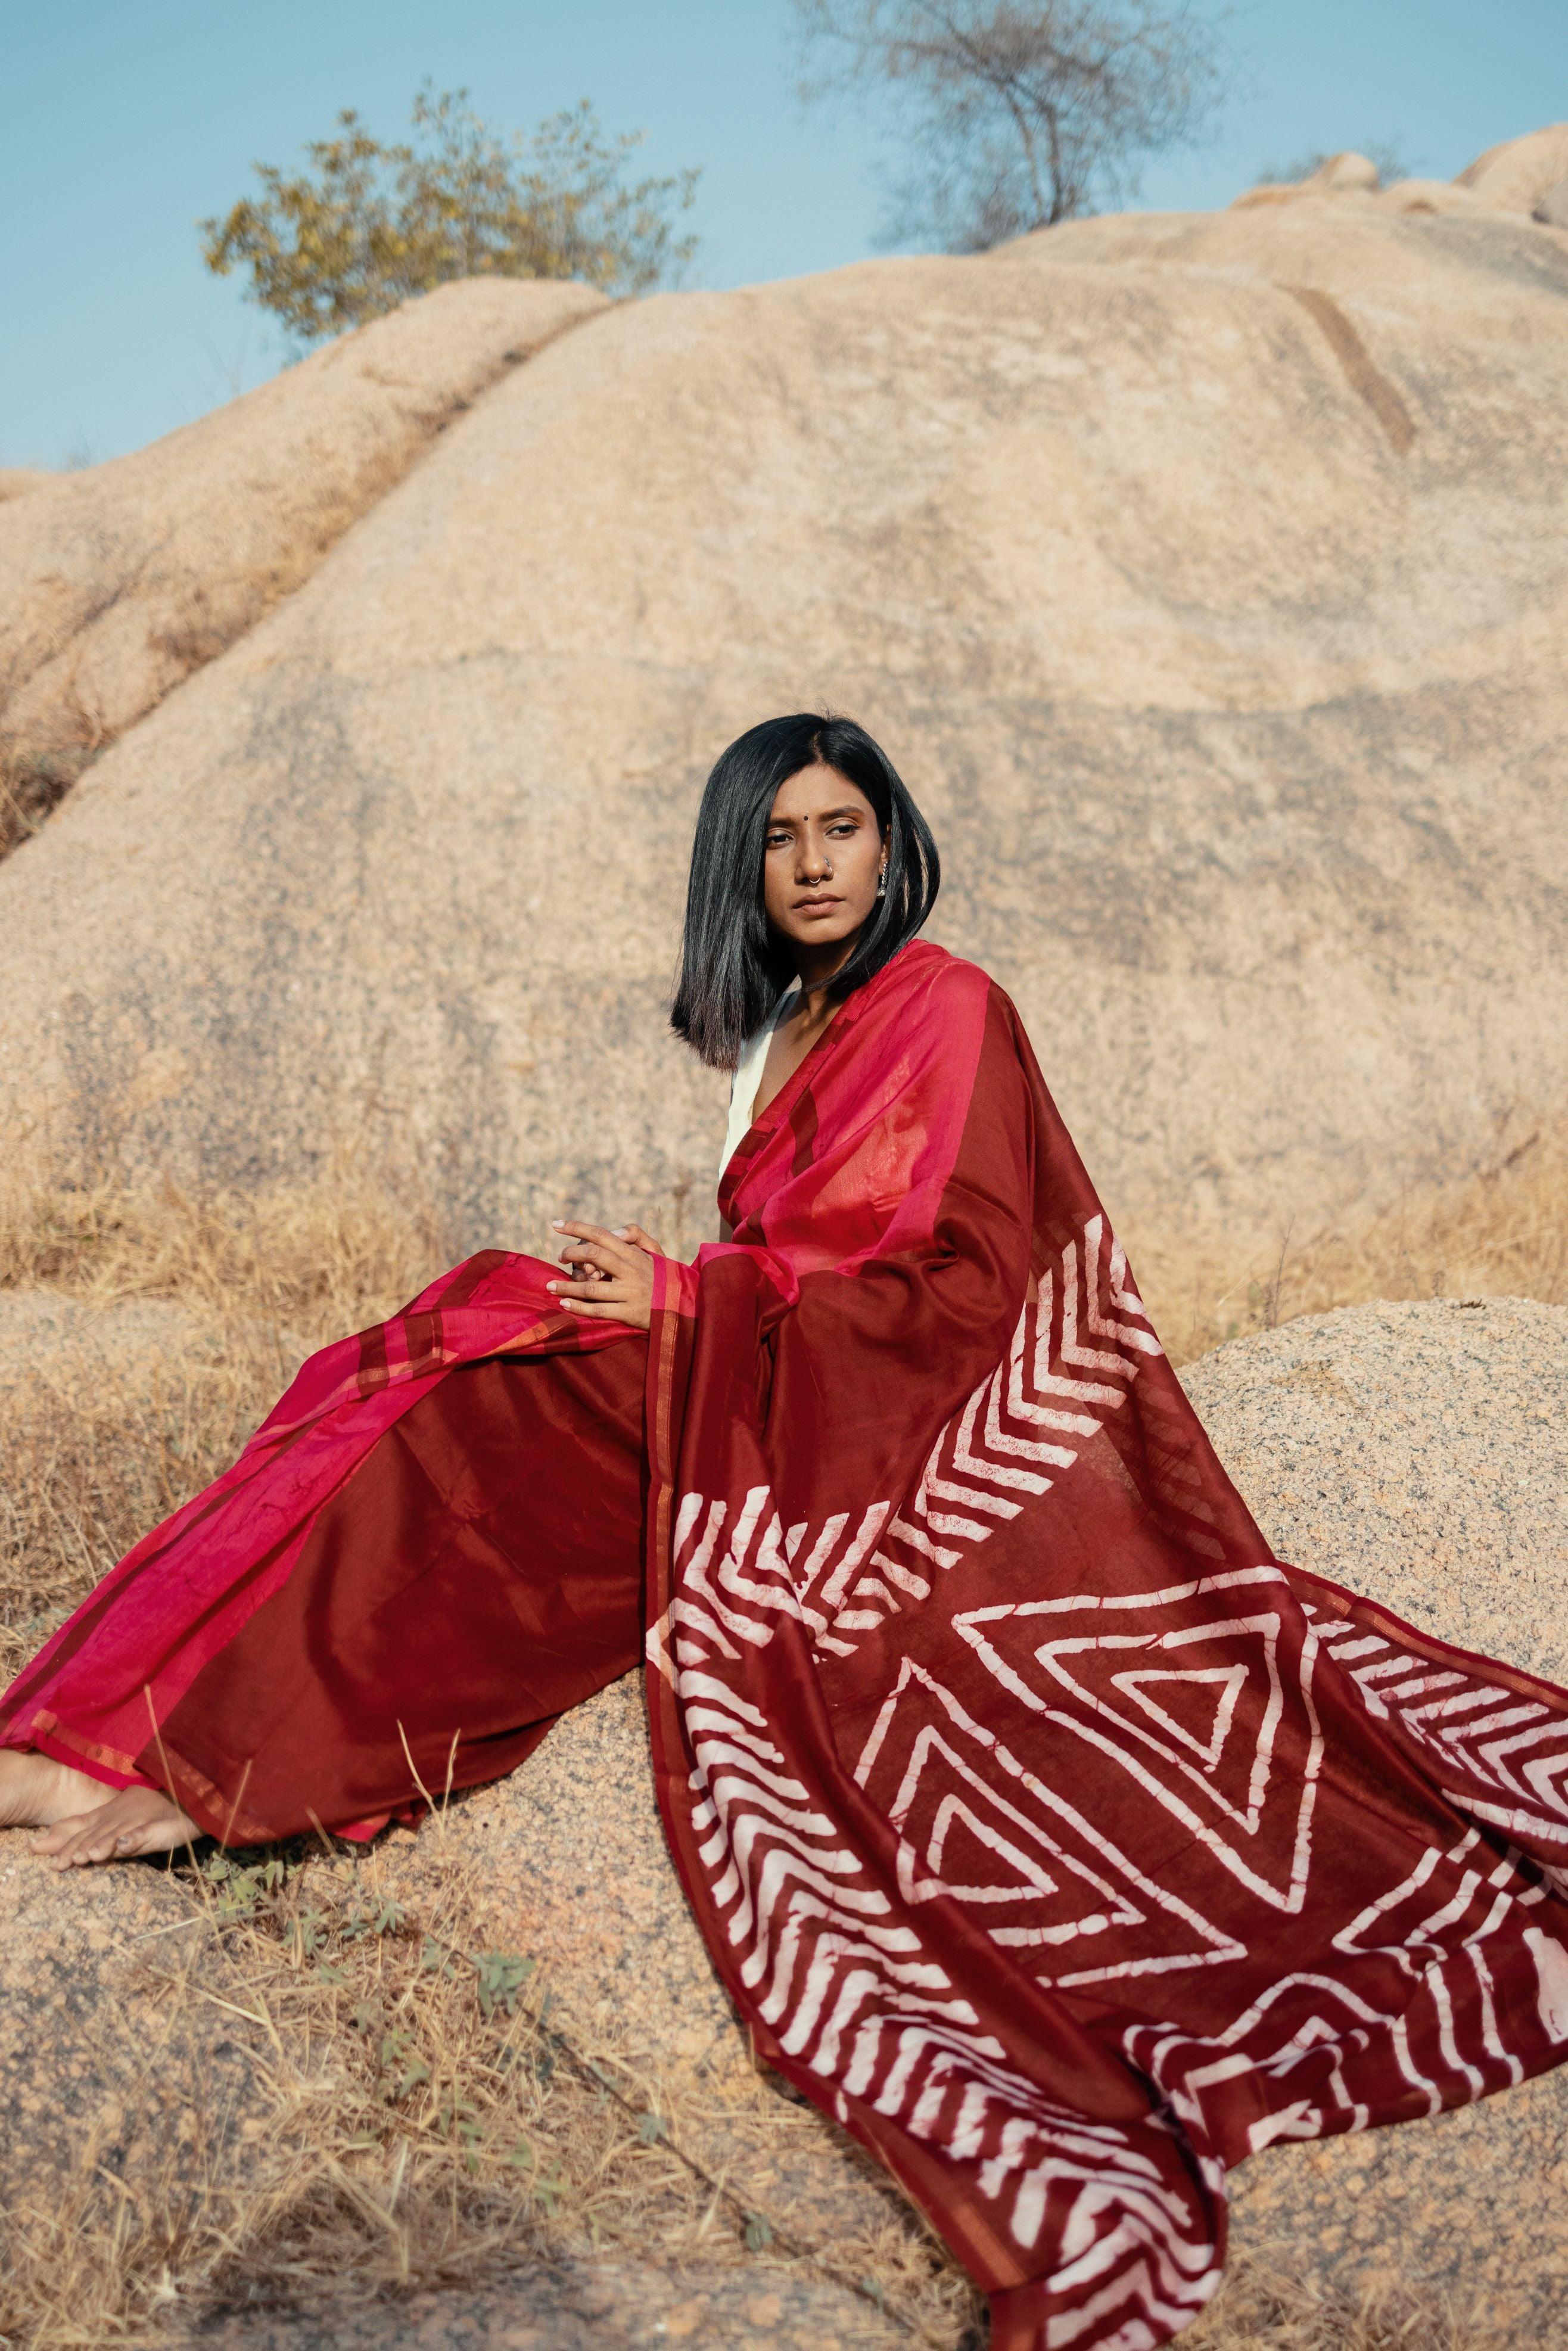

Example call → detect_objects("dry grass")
0 1812 1505 2351
0 1148 446 1687
0 1829 975 2349
1129 1123 1567 1366
1188 2262 1500 2351
1 1133 1558 2346
0 1143 446 1338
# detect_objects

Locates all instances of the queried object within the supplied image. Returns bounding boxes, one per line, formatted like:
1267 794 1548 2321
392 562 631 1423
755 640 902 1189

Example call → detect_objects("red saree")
7 937 1568 2349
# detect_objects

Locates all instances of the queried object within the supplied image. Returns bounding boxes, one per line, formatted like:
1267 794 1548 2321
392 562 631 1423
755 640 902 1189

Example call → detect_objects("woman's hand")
546 1220 663 1330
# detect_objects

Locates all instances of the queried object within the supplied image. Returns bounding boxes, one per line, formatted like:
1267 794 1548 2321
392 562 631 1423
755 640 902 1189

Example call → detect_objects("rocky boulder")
1231 147 1385 205
0 148 1564 1264
187 2260 906 2351
1185 1295 1568 2331
1231 122 1568 222
1538 175 1568 232
1456 121 1568 215
0 470 55 506
0 278 604 851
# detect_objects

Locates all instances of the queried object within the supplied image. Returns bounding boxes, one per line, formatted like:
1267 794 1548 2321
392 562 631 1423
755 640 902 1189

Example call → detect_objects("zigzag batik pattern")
652 1557 1222 2342
646 1210 1568 2344
1304 1602 1568 1861
814 1214 1161 1657
646 1215 1162 1680
646 1216 1222 2340
1114 1588 1568 2156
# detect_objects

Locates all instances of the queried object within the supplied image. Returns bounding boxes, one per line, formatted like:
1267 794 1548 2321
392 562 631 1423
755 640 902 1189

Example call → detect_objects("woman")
3 713 1567 2351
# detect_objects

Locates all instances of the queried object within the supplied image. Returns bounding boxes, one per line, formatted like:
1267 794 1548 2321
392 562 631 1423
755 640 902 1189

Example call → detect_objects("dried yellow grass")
1127 1123 1567 1366
0 1826 971 2349
1188 2264 1499 2351
0 1147 446 1686
2 1131 1555 2345
0 1143 447 1338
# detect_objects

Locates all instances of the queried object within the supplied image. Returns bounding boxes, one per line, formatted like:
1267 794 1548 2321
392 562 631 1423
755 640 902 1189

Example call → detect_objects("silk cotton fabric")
5 938 1568 2349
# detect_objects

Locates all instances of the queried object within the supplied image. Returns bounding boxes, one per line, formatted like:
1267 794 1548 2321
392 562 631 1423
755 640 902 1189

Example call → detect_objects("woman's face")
762 764 886 958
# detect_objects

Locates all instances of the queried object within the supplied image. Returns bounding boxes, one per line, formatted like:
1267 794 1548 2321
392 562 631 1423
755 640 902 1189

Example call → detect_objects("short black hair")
670 713 941 1069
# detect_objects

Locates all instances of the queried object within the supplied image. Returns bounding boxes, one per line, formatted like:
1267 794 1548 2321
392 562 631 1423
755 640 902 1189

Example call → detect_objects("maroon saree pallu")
7 937 1568 2349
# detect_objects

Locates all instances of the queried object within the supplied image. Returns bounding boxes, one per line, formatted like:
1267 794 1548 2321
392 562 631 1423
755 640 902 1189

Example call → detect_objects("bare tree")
793 0 1232 250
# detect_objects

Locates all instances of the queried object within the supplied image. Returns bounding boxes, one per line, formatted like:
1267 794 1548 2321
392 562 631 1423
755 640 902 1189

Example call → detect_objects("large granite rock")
0 141 1564 1265
396 1677 921 2263
188 2260 906 2351
1456 121 1568 216
0 278 604 848
0 469 55 506
0 1842 273 2217
1538 175 1568 233
1231 123 1568 221
1185 1295 1568 2332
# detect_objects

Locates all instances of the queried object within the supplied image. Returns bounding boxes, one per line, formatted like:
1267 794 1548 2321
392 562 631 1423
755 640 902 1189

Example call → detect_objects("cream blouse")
720 978 801 1177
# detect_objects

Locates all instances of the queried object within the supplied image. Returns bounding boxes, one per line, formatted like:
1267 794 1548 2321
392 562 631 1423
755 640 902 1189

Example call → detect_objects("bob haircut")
670 713 941 1069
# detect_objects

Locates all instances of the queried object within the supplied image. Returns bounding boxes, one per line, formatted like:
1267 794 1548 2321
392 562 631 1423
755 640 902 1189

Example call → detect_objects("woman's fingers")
551 1247 627 1296
550 1273 627 1300
555 1218 664 1261
566 1242 621 1271
552 1221 632 1273
614 1224 663 1255
547 1218 654 1330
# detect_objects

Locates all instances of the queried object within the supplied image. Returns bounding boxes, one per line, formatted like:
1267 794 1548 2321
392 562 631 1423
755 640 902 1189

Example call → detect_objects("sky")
3 0 1564 470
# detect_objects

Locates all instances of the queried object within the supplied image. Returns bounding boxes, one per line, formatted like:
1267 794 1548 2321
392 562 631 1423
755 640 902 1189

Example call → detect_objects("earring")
876 866 887 898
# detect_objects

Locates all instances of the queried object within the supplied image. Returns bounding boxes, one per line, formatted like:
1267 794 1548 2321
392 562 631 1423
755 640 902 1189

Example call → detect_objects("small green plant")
471 1948 535 2019
201 1851 287 1923
341 1892 407 1940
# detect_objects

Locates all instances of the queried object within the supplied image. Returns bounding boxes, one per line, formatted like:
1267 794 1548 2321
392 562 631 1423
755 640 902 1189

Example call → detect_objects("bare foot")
0 1751 199 1868
30 1786 200 1869
0 1747 115 1831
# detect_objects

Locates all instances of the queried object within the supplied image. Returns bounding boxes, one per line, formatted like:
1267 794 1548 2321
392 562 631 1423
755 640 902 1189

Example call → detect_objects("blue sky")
4 0 1564 469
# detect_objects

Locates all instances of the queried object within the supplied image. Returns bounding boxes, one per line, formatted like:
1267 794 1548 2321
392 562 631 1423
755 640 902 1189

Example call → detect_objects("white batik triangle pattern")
646 1215 1223 2329
645 1211 1568 2351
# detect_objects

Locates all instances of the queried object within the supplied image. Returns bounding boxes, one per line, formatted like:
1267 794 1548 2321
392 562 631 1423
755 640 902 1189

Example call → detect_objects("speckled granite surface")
185 2260 906 2350
5 195 1568 1277
1185 1296 1568 2333
1183 1293 1568 1681
402 1676 916 2261
0 1841 270 2209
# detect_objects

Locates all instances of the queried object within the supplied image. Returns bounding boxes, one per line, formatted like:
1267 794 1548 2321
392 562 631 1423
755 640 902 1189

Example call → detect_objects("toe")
30 1811 92 1856
51 1821 103 1868
31 1793 199 1866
